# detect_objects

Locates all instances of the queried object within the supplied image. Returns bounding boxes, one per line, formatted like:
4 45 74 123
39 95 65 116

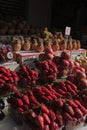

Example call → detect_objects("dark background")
51 0 87 36
0 0 87 37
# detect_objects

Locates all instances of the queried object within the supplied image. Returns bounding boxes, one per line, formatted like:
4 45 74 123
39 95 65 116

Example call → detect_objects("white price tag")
65 26 71 36
7 52 13 59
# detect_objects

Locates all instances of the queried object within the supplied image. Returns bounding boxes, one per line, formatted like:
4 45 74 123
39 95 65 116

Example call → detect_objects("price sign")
71 51 81 60
65 26 71 36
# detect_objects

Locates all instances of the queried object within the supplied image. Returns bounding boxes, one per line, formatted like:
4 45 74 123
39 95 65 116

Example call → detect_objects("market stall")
0 27 87 130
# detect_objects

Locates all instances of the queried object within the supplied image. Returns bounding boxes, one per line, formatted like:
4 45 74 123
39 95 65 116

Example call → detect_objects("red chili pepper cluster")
74 89 87 109
7 90 40 112
35 60 57 83
33 85 62 105
54 99 87 121
53 51 74 78
23 105 61 130
22 98 87 130
0 66 18 95
7 80 87 130
17 65 38 88
53 80 78 98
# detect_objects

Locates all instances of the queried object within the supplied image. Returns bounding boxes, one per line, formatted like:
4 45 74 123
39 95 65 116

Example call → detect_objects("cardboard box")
14 51 43 68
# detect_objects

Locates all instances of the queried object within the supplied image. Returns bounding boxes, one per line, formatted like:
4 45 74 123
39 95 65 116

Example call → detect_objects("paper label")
65 26 71 36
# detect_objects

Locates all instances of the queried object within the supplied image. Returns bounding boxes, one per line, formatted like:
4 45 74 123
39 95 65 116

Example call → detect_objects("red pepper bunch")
54 99 87 123
33 85 62 105
74 89 87 109
7 90 40 112
23 104 63 130
7 84 87 129
53 51 74 78
35 60 57 84
0 66 18 95
17 65 38 88
53 80 78 98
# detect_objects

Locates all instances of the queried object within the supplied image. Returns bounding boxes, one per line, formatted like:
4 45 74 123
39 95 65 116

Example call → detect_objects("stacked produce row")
11 32 81 52
0 50 87 130
7 81 87 130
0 66 18 95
